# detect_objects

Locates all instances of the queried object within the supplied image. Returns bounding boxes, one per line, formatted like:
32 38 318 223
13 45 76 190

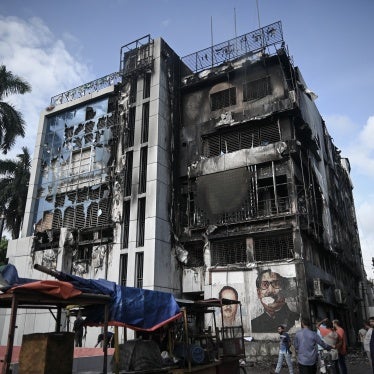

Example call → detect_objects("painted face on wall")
257 271 285 317
219 287 238 325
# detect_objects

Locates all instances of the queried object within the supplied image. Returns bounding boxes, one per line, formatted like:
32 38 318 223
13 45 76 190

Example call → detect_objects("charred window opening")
184 241 204 267
135 251 144 288
33 230 61 251
129 77 137 104
124 151 133 197
122 200 130 248
141 102 150 143
202 122 280 157
139 147 148 194
136 198 146 247
143 73 151 99
126 107 136 148
120 253 128 286
210 87 236 111
211 238 247 266
85 106 96 121
243 76 271 101
75 246 92 262
107 96 116 113
253 232 294 261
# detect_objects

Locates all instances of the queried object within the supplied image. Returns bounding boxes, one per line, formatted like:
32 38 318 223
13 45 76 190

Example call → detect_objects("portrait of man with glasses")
251 269 299 333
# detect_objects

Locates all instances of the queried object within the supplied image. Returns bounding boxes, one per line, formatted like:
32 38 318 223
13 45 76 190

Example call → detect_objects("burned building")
1 22 367 350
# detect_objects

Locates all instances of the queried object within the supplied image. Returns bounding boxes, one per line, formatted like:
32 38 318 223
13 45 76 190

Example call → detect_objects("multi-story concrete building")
1 22 367 351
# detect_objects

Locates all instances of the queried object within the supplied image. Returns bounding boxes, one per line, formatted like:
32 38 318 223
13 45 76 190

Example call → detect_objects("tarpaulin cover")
0 264 181 331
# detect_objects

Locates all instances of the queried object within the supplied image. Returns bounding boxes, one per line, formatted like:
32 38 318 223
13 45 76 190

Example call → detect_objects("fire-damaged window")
120 253 128 286
210 87 236 111
211 238 247 266
143 73 151 99
122 200 130 248
184 241 205 267
202 121 280 157
243 76 272 101
253 232 294 261
126 107 136 148
141 102 150 143
136 198 146 247
124 151 133 197
139 147 148 193
129 77 137 104
135 251 144 288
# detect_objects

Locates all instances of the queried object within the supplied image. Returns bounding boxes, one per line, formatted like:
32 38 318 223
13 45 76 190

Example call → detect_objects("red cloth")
335 326 347 355
12 280 82 299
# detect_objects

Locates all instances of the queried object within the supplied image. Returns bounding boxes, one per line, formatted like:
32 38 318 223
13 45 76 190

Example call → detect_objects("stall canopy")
0 264 181 331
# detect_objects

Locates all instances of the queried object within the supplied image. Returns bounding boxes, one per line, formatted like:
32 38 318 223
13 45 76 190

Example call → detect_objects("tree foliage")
0 237 8 266
0 147 31 239
0 65 31 153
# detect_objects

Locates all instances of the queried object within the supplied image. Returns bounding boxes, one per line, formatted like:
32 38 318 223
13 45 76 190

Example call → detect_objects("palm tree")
0 65 31 154
0 147 31 239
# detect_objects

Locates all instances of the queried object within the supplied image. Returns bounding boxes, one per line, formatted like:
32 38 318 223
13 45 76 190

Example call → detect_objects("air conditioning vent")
313 278 324 298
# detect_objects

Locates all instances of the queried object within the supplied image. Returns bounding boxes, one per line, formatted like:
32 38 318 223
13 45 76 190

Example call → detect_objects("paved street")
243 349 372 373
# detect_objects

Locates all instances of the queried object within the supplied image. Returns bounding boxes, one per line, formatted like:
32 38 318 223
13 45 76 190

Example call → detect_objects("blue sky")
1 0 373 276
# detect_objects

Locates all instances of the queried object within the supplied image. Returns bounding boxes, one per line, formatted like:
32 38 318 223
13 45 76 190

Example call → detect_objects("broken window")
184 241 205 267
85 106 96 121
124 151 133 197
211 238 247 266
119 253 128 286
210 87 236 111
136 198 146 247
243 76 271 101
122 200 130 248
135 251 144 288
141 102 149 143
143 73 151 99
139 147 148 194
253 232 294 261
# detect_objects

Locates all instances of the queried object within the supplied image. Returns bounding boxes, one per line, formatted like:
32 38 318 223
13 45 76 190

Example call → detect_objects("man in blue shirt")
274 324 294 374
294 318 332 374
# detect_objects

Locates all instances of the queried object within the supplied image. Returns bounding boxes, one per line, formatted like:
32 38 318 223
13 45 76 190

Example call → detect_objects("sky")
0 0 373 277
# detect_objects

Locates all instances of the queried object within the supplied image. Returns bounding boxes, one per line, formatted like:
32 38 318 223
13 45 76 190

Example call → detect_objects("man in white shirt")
363 316 374 370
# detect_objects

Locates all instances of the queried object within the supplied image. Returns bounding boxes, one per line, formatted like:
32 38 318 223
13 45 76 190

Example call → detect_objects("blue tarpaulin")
0 264 181 331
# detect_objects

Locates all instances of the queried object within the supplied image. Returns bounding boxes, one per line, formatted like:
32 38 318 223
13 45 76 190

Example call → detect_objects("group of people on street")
359 316 374 373
273 316 372 374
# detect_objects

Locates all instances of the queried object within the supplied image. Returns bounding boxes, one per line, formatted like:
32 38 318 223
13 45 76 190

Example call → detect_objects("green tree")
0 237 8 266
0 65 31 154
0 147 31 239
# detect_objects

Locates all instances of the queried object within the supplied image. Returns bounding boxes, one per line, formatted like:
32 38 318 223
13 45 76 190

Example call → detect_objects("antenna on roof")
256 0 261 29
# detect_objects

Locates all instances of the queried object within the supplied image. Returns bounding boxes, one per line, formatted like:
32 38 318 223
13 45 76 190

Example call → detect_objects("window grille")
141 102 149 143
254 232 293 261
139 147 148 194
122 200 130 248
211 87 236 111
211 238 247 266
202 122 280 157
120 253 128 286
135 252 144 288
243 76 271 101
124 151 133 197
136 198 146 247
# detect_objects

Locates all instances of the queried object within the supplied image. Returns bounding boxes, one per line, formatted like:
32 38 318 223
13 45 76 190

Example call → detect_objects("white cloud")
0 15 93 159
162 19 171 27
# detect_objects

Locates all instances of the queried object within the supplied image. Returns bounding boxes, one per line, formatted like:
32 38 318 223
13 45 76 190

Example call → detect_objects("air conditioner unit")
313 278 324 298
334 289 343 304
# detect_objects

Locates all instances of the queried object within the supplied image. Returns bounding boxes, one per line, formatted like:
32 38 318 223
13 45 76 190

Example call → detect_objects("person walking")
359 322 369 356
317 318 340 374
364 316 374 373
333 319 347 374
274 324 294 374
73 311 86 347
294 318 332 374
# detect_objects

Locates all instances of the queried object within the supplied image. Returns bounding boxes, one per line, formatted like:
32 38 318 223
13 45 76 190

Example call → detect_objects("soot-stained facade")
2 22 368 352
